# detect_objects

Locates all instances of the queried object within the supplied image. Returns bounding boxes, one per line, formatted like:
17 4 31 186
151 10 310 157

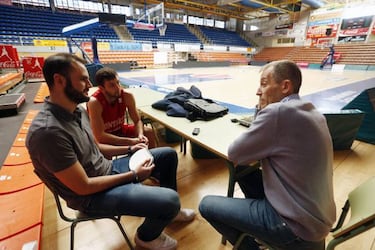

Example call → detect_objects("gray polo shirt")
26 99 112 211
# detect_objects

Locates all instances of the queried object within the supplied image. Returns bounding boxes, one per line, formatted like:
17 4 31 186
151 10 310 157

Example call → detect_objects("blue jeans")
83 147 180 241
199 168 325 250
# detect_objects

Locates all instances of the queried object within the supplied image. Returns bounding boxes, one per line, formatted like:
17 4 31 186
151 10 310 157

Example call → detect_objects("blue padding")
86 63 104 86
342 88 375 144
344 65 369 71
324 109 365 150
308 64 321 69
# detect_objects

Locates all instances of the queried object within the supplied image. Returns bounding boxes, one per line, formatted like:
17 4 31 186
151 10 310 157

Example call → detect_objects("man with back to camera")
26 53 194 250
87 67 157 149
199 60 336 250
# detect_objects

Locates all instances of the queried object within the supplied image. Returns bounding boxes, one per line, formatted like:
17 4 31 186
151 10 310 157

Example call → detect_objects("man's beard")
104 88 121 99
64 78 90 104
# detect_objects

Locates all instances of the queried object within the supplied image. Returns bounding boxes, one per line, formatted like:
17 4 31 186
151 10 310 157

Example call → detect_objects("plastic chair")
34 171 134 250
326 177 375 250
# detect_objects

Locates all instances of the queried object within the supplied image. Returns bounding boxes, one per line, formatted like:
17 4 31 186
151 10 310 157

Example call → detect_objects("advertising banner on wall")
338 15 373 43
33 40 67 47
306 24 339 39
81 42 110 52
22 57 44 79
307 7 343 45
0 45 20 68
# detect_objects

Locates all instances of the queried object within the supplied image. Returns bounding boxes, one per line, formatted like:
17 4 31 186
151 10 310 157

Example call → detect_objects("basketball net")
159 24 167 36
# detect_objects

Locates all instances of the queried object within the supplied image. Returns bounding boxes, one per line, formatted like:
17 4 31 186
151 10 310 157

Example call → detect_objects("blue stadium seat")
0 5 120 45
198 26 251 47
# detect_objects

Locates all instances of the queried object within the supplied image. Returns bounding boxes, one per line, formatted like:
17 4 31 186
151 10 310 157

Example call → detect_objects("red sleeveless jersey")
91 89 126 134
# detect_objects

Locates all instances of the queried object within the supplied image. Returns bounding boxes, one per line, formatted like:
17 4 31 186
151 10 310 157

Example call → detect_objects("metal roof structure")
127 0 330 20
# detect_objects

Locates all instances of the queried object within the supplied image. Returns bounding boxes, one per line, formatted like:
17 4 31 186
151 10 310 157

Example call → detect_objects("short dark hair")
261 60 302 93
43 53 86 88
95 67 118 87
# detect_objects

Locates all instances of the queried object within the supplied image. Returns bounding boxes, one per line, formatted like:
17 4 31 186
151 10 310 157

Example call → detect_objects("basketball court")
117 65 375 114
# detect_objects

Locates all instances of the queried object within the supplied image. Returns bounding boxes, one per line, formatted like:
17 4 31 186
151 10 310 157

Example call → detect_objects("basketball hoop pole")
159 23 167 36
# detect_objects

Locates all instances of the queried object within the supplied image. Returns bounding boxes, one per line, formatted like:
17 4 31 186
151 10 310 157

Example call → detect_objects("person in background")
87 67 156 148
26 53 194 250
199 60 336 250
320 44 335 69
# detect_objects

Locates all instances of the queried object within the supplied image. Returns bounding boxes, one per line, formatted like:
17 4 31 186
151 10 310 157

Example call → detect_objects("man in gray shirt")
199 60 336 249
26 53 193 250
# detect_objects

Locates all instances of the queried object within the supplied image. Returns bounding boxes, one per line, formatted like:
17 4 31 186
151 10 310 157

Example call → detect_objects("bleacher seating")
0 5 119 45
128 22 200 44
252 47 295 63
0 72 24 94
252 43 375 66
86 51 156 68
0 110 44 249
198 26 251 47
191 52 248 65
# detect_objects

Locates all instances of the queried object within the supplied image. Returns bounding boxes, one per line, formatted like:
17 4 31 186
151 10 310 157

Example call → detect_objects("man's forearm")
97 132 134 146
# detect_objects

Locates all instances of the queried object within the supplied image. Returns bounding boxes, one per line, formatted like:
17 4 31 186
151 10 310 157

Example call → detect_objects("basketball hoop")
159 24 167 36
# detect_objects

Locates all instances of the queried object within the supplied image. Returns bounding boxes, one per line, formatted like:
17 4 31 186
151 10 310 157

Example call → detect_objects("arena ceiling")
126 0 331 20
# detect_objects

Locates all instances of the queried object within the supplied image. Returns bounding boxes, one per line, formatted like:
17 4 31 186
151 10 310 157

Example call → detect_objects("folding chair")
233 233 273 250
34 171 134 250
326 177 375 250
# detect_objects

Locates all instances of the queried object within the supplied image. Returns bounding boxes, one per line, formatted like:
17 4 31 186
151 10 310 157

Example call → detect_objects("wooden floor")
22 66 375 249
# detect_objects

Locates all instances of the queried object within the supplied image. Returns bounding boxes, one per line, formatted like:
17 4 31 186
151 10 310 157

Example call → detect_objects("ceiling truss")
130 0 302 20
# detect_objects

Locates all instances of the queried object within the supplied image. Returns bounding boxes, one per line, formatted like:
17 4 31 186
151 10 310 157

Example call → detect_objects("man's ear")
53 73 65 87
281 79 293 94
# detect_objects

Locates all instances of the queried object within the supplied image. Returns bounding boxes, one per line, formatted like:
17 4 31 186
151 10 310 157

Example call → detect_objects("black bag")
184 98 229 121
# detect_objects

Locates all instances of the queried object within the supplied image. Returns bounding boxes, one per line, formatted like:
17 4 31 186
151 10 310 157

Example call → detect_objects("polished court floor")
2 65 374 250
118 66 375 113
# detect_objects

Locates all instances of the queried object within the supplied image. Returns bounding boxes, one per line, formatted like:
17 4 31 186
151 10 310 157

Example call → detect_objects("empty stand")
251 47 295 63
0 109 44 249
191 52 248 65
12 133 27 147
198 26 251 47
0 72 24 94
86 51 156 68
0 5 119 45
0 163 42 194
128 23 200 44
0 183 44 241
33 82 49 103
3 146 31 166
252 43 375 67
0 224 42 250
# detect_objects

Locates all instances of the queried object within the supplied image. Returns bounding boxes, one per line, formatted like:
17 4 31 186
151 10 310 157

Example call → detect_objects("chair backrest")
33 169 75 222
332 177 375 238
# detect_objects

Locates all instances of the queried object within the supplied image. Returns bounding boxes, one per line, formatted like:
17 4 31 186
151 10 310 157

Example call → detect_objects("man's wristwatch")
128 146 132 155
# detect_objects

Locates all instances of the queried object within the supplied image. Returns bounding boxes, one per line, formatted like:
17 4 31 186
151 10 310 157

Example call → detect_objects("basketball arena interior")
0 0 374 249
